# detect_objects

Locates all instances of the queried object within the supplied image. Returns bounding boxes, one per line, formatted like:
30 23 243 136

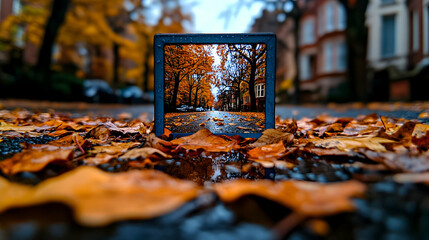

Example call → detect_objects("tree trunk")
36 0 71 80
171 74 180 111
339 0 369 102
193 88 199 107
249 62 257 112
188 84 193 106
112 43 119 89
142 39 152 92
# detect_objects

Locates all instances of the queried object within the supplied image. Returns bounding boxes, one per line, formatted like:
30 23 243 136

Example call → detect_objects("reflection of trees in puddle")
159 151 264 186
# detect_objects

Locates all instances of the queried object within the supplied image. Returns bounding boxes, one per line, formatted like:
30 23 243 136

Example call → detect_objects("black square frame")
154 33 276 138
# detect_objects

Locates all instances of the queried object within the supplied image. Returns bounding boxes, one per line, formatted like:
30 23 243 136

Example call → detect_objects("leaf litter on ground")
0 108 428 236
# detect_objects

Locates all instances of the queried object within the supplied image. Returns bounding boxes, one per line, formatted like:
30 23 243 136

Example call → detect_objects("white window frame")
255 84 265 98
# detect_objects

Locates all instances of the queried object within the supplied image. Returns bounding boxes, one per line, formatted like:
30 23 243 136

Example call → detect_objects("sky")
188 0 265 33
143 0 265 33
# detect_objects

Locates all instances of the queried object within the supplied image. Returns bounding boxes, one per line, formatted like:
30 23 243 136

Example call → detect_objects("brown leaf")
86 125 110 140
120 147 172 160
247 141 291 162
0 122 38 133
84 153 115 166
171 128 237 152
412 124 429 151
378 121 417 142
145 133 176 152
309 136 396 152
90 142 140 155
0 167 204 226
276 119 298 134
249 129 294 148
213 180 366 216
0 149 73 175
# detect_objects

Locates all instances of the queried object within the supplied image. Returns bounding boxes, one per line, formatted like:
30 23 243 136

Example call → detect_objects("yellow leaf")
310 136 395 152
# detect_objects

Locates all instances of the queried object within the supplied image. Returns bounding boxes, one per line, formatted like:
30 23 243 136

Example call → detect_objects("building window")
300 55 311 80
326 2 335 32
381 0 395 5
255 84 265 98
412 11 420 52
338 4 346 30
381 14 396 58
337 41 347 71
302 19 315 44
324 42 333 72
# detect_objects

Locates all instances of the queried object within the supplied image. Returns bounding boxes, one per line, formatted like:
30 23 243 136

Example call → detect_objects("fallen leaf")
276 119 298 134
412 124 429 151
0 167 204 226
247 141 291 162
145 133 176 152
163 128 172 138
84 153 115 166
213 179 365 216
249 129 294 148
86 125 110 140
0 122 38 133
0 149 73 175
309 136 396 152
120 147 172 160
418 112 429 119
90 142 140 155
171 128 237 152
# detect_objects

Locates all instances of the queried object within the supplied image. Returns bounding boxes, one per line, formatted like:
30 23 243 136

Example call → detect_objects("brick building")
298 0 348 102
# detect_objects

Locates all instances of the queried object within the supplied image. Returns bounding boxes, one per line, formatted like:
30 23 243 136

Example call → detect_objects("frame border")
154 33 276 138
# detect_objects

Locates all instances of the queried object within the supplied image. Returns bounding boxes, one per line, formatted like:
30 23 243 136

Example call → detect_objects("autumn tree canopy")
214 43 266 112
164 44 215 111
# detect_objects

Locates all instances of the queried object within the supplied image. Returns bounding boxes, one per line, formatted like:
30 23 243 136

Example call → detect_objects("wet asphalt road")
1 100 427 123
165 111 264 134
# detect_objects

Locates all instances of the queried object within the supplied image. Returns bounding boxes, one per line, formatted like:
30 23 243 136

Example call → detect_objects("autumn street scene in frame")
164 43 267 134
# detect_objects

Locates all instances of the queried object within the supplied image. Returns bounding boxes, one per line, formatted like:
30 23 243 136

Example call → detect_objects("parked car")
196 107 204 112
176 105 188 112
116 86 144 104
83 79 116 103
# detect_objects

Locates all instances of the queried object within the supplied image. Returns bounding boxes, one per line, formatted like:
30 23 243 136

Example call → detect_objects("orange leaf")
213 179 365 216
0 167 204 226
171 128 237 152
0 149 73 175
247 141 289 161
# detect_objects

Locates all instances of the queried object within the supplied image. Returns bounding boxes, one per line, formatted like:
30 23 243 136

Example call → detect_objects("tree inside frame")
154 33 276 138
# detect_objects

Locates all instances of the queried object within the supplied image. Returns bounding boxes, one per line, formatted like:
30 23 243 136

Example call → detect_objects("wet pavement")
165 111 265 134
0 99 427 123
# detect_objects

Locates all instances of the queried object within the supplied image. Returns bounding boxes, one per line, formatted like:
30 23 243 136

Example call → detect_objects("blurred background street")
1 99 428 124
0 0 427 107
